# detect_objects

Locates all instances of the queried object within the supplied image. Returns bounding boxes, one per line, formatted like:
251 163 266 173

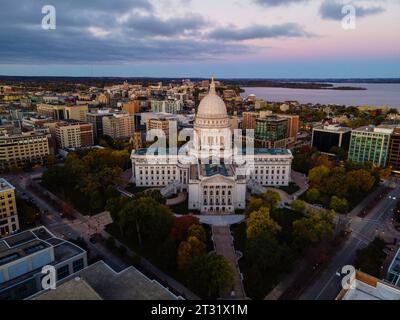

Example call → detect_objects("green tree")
291 199 307 214
306 188 320 203
293 209 336 245
188 253 235 298
346 169 375 196
156 237 177 272
308 165 330 186
329 196 349 213
246 207 282 239
260 190 281 211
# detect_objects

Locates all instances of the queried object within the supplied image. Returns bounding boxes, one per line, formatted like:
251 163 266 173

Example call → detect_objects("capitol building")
131 78 293 214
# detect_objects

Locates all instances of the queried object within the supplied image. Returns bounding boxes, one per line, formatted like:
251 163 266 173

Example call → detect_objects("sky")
0 0 399 78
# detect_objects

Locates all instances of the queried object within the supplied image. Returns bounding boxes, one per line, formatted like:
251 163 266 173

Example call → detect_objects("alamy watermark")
41 5 56 30
342 4 357 30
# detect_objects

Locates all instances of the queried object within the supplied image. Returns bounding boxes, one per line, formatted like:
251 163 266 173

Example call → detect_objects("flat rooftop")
0 227 83 268
44 261 180 300
313 125 352 133
337 272 400 300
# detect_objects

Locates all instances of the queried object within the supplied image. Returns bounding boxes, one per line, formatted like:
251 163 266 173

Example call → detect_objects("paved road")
212 225 246 299
300 185 400 300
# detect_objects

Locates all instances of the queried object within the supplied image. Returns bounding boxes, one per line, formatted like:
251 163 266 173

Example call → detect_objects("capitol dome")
196 77 227 118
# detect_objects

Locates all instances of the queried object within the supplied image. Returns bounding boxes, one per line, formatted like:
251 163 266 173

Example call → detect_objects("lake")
241 83 400 109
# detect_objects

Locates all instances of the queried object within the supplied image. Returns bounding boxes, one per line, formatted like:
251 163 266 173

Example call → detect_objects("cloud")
125 13 207 37
208 23 314 41
319 0 385 20
254 0 310 7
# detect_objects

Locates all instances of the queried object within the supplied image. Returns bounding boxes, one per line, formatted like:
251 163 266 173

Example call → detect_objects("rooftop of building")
0 178 14 193
31 260 180 300
313 124 352 133
0 227 85 292
202 164 233 177
353 125 397 134
31 277 102 300
337 271 400 300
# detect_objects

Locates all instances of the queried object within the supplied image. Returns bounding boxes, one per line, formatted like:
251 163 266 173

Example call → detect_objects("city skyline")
0 0 399 78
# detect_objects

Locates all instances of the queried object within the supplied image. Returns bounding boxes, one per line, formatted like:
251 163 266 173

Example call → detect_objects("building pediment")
201 174 235 184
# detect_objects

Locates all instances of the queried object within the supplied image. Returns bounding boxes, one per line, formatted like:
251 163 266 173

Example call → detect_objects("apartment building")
242 112 258 130
0 179 19 238
0 131 50 171
55 120 94 149
36 104 65 120
102 112 134 140
255 115 288 148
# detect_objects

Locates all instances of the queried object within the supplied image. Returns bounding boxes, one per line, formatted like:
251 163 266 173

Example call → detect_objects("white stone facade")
131 78 293 214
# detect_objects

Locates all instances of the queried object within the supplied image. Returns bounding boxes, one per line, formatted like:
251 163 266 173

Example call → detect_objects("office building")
0 131 50 171
312 125 352 154
36 104 65 120
122 100 140 115
388 128 400 173
30 260 180 300
87 109 113 138
151 99 182 114
255 115 288 148
0 227 87 300
102 112 134 140
64 105 88 122
55 120 94 149
348 125 394 167
242 112 258 130
0 179 19 238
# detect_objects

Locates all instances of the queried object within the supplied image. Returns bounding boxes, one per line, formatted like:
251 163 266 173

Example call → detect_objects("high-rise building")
36 104 66 120
102 112 134 140
242 112 258 130
312 125 352 154
146 118 172 139
64 105 88 122
150 99 181 114
87 109 113 138
279 114 300 141
255 115 288 148
0 131 50 171
122 100 140 115
348 125 394 167
388 128 400 173
55 120 94 149
0 179 19 238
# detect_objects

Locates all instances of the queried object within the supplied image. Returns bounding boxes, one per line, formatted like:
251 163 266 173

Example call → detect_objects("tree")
346 169 375 196
293 209 336 245
260 190 281 211
329 146 347 161
329 196 349 213
245 197 264 217
246 207 282 239
170 215 200 242
354 237 387 277
246 231 293 273
188 253 235 298
156 237 177 272
308 165 330 186
319 167 348 197
177 235 206 271
291 199 307 214
306 188 320 203
118 197 175 248
188 224 207 243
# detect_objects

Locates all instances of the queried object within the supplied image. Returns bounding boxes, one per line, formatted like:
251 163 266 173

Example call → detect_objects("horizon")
0 0 399 78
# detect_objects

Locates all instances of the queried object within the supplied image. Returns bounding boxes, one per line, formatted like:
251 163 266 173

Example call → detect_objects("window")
57 265 70 280
73 258 84 273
